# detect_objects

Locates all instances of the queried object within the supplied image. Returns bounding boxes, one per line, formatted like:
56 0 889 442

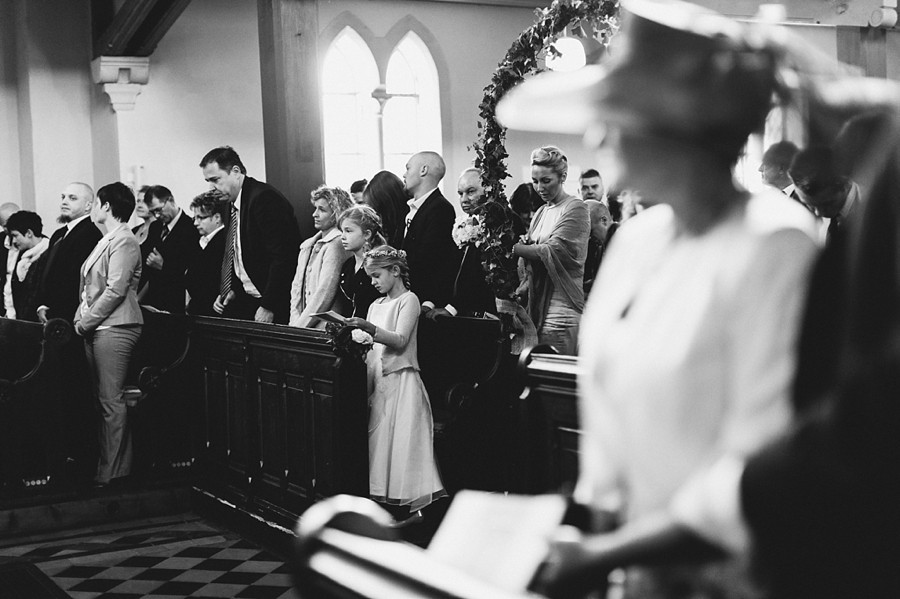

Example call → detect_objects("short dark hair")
789 146 846 194
97 182 136 221
762 141 799 169
580 169 601 180
200 146 247 174
190 190 231 221
145 184 174 205
350 179 368 194
5 210 42 237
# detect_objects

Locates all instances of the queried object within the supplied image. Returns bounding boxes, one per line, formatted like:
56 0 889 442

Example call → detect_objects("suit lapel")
83 226 119 274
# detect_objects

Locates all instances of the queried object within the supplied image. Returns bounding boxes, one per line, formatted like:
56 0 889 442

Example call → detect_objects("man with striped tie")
200 146 300 324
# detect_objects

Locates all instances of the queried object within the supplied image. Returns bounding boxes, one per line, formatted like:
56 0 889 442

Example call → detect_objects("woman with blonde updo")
513 146 590 355
289 185 354 328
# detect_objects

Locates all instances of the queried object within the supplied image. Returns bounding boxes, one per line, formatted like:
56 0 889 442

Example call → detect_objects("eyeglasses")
192 213 214 222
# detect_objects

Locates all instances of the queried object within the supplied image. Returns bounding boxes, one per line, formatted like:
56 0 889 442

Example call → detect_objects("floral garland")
452 200 521 300
471 0 620 204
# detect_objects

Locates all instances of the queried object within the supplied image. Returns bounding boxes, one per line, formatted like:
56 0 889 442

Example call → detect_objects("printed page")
427 491 566 593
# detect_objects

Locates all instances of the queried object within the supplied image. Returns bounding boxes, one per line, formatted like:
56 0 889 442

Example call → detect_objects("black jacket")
36 217 102 322
186 229 226 317
402 189 459 307
229 176 301 323
141 212 200 314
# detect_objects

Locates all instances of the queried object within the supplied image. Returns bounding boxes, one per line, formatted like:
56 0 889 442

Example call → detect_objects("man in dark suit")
36 182 103 323
0 202 19 317
426 168 493 319
186 190 229 317
401 151 460 313
140 185 199 314
200 146 300 324
34 182 103 478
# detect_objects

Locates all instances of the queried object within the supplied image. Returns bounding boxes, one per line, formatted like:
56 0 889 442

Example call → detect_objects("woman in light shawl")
513 146 589 355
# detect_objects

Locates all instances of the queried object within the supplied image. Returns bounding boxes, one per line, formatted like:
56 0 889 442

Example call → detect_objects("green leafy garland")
471 0 620 203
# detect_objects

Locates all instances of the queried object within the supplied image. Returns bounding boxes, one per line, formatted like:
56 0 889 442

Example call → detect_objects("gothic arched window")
321 27 380 189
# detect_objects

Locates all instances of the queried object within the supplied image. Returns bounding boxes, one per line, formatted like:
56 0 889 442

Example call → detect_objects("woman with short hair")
289 185 354 328
513 145 589 355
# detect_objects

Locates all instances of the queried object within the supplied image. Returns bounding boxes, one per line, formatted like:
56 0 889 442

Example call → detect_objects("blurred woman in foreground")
500 0 821 596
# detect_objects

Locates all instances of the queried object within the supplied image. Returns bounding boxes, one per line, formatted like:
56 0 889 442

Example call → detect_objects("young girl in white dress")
346 245 446 523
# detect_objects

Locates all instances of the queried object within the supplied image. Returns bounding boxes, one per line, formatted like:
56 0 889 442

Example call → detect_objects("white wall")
9 0 96 222
118 0 266 211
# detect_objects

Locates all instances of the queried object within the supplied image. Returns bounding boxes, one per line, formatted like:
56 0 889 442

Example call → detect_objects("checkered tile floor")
1 516 300 599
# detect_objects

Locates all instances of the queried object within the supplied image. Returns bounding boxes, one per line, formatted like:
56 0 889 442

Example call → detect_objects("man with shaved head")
583 199 618 296
0 202 20 317
35 182 103 478
36 182 102 323
401 151 460 312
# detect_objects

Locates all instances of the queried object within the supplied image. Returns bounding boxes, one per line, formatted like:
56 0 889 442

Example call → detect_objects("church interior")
2 0 900 597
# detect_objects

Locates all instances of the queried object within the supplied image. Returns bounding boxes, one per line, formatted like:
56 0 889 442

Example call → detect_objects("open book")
426 491 567 593
310 310 348 325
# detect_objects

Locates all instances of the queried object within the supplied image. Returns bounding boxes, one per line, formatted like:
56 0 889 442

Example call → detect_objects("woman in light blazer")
74 182 143 487
289 185 353 328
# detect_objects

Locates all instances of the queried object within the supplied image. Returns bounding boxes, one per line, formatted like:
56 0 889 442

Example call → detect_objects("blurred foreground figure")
500 1 900 598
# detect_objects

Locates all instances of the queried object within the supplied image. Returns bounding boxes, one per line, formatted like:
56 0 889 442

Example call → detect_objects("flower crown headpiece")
365 247 407 261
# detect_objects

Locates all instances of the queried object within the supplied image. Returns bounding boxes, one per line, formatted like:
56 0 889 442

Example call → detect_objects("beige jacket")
74 223 143 333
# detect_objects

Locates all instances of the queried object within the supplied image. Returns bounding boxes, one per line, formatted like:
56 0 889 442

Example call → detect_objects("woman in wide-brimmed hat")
499 1 824 596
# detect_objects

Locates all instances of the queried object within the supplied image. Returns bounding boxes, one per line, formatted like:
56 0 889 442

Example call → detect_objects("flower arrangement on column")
463 0 619 353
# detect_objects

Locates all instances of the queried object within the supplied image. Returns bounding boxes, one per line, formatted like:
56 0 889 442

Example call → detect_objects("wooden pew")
416 316 513 492
513 346 582 495
0 318 69 493
190 317 369 530
291 494 537 599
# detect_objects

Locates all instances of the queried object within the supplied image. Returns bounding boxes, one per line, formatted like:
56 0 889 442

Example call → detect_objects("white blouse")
575 191 819 546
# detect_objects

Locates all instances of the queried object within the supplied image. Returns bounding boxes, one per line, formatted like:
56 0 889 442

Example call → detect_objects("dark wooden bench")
513 345 582 495
189 317 369 530
0 318 70 493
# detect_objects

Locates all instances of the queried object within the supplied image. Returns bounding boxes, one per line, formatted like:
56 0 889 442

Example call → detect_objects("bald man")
1 202 20 317
583 199 617 296
401 151 460 311
36 182 102 323
35 182 103 477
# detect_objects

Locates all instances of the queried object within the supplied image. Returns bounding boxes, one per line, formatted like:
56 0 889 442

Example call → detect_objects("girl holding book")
346 245 446 524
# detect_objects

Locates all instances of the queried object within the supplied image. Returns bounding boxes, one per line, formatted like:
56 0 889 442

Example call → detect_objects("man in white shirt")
400 151 459 313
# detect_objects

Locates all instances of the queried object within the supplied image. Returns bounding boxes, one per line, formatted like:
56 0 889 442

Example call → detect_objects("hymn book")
310 310 348 324
426 491 567 593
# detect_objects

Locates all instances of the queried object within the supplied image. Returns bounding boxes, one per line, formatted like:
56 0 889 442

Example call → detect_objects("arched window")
321 27 380 189
382 32 442 176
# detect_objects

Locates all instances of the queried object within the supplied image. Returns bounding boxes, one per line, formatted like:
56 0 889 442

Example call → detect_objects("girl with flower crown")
346 245 447 524
337 205 386 318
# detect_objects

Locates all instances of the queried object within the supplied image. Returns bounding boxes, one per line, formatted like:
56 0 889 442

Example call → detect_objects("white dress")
366 290 446 511
576 192 819 596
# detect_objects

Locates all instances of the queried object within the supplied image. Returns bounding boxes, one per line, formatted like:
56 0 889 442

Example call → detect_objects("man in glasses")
789 146 860 245
141 185 199 313
186 190 229 317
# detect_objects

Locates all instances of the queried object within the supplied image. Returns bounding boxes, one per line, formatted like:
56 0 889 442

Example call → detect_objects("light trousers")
84 325 141 484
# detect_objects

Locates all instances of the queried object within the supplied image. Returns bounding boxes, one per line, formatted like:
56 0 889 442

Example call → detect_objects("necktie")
827 216 841 243
159 224 170 243
220 205 238 297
